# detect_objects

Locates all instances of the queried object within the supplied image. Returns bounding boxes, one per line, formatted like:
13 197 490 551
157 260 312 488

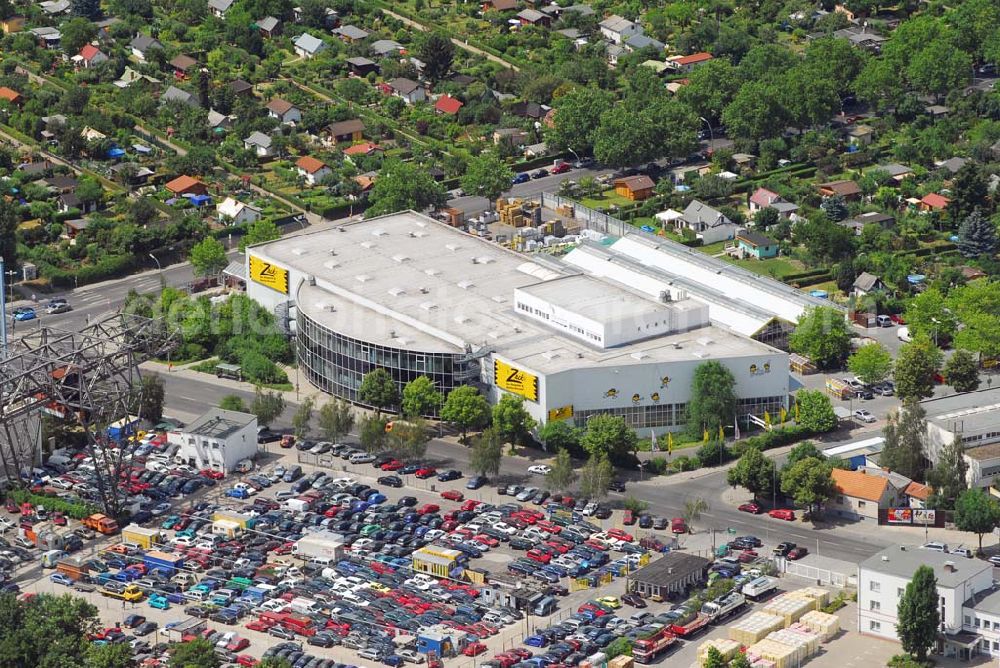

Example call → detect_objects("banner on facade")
494 359 538 401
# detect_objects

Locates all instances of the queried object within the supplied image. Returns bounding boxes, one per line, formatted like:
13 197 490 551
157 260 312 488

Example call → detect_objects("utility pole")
0 256 7 358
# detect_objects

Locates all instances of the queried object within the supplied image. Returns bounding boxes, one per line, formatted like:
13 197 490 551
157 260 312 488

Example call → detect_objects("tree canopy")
685 361 737 439
897 565 940 663
789 307 852 369
366 161 446 216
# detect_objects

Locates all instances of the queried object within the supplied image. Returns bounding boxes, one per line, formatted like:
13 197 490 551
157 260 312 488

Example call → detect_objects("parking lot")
2 428 850 668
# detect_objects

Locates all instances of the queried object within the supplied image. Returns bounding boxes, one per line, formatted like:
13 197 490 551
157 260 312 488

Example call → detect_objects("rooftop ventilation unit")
329 249 337 255
659 291 671 303
445 243 461 251
392 254 410 263
697 337 714 346
488 331 501 340
360 241 375 249
419 301 438 311
292 247 305 255
372 229 386 237
454 315 470 324
542 351 560 361
457 280 474 290
413 230 428 238
355 274 371 283
491 295 506 303
630 351 649 361
424 268 440 276
323 260 339 270
692 351 708 358
415 220 427 228
388 287 405 297
419 287 429 294
476 256 495 264
306 275 315 286
337 226 345 232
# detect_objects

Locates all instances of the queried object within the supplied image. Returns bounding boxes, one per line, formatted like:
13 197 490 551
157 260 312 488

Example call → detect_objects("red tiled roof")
831 468 889 503
921 193 950 209
904 481 932 501
80 44 102 60
0 86 21 102
343 142 381 156
266 98 296 116
296 156 327 174
165 175 205 193
435 95 463 115
674 52 713 66
750 187 780 208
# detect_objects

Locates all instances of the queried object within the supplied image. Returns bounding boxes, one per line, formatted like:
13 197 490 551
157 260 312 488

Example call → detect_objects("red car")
623 510 636 526
4 499 17 513
460 500 482 512
738 502 762 514
671 518 688 534
236 656 258 667
787 547 808 560
769 508 795 521
551 162 571 174
536 520 560 534
510 649 533 660
417 503 440 515
463 642 488 657
474 534 499 547
415 467 437 479
200 469 225 480
441 490 464 501
381 459 404 471
494 654 518 668
606 528 633 542
526 549 551 564
227 638 250 651
738 550 759 563
584 539 609 552
891 314 906 325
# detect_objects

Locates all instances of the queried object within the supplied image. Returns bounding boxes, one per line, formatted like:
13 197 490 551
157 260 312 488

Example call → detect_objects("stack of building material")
797 610 840 640
497 199 526 227
745 638 802 668
729 612 786 645
697 638 740 665
608 655 633 668
761 593 816 626
769 628 820 658
795 587 831 607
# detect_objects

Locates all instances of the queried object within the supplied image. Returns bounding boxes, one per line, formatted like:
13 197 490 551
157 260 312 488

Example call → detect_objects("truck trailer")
669 609 710 638
741 576 778 601
82 514 119 535
701 591 747 623
632 627 676 664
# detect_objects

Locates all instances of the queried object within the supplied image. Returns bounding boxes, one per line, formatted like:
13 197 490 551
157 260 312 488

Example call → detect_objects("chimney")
944 561 956 573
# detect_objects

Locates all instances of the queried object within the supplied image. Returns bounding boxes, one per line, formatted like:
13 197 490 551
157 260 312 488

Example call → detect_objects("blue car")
512 173 530 184
13 308 36 321
466 476 488 490
225 488 249 499
148 594 170 609
50 573 74 586
524 635 549 648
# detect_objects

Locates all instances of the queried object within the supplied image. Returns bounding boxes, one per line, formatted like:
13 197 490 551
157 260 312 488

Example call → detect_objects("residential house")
828 468 900 521
343 142 382 158
265 98 301 125
668 52 713 73
902 481 932 509
748 187 799 220
76 44 108 68
676 200 738 244
208 0 235 18
326 118 365 143
482 0 518 11
256 16 282 38
354 174 375 193
926 104 951 118
1 17 25 33
243 131 274 158
935 157 968 175
169 55 198 77
613 175 655 201
731 153 756 172
919 192 950 212
295 156 332 185
876 163 915 183
130 34 163 61
625 34 664 52
517 9 551 27
334 25 369 42
207 109 234 132
293 33 327 59
370 39 404 58
39 0 70 15
736 231 778 260
161 85 199 108
18 160 54 178
434 95 463 116
852 272 886 297
492 128 528 148
292 5 338 27
386 78 425 104
840 211 894 236
42 175 78 193
523 142 548 158
822 25 887 52
817 179 861 201
510 101 548 120
57 193 85 214
847 124 874 146
64 219 90 239
167 408 258 474
599 15 641 44
165 175 207 196
39 114 67 141
30 27 61 49
109 163 153 186
217 197 262 225
0 87 23 106
114 67 161 89
346 56 378 77
961 266 987 281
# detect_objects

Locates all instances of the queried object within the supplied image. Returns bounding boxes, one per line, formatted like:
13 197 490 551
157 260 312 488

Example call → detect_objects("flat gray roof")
921 388 1000 434
184 408 256 439
252 212 777 374
860 545 992 588
967 586 1000 615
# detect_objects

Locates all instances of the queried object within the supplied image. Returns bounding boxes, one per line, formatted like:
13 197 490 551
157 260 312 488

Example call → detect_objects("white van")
290 597 320 614
922 541 949 552
41 549 67 568
349 452 375 464
897 326 912 342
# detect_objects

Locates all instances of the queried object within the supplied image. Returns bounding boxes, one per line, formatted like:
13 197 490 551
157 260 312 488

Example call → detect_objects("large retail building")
244 212 803 432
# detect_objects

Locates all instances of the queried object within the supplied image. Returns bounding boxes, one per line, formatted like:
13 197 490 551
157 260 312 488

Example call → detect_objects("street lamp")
699 117 714 145
148 253 164 288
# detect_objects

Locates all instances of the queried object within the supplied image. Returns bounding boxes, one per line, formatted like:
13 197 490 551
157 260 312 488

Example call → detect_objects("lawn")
581 189 634 210
726 255 804 279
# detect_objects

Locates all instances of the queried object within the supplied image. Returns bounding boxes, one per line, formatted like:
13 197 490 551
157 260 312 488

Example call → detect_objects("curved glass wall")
297 311 477 414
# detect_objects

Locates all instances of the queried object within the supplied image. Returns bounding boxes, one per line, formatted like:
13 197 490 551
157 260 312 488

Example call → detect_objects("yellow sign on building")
548 405 574 422
494 359 538 402
249 256 289 294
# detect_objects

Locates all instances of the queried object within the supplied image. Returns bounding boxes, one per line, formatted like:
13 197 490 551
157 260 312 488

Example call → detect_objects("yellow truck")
122 524 163 550
100 583 144 602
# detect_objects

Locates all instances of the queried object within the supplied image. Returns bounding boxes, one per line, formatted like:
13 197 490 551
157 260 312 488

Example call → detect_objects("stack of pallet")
497 198 525 227
697 638 741 666
797 610 840 640
608 656 633 668
794 587 831 607
556 203 574 217
729 612 786 645
745 637 805 668
761 592 817 626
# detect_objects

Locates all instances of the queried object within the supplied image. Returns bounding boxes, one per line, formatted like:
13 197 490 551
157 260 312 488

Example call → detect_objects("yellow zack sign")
249 256 289 294
494 359 538 402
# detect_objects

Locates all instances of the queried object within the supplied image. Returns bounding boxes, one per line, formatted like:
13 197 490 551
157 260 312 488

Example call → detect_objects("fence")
540 192 633 238
781 559 857 589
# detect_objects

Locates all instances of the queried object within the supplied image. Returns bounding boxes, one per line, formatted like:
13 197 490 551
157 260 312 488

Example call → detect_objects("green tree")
538 421 582 452
907 38 971 100
545 86 612 155
955 488 1000 553
604 637 632 660
0 198 18 271
592 105 659 169
581 414 637 460
359 415 389 453
470 427 503 478
579 453 614 499
317 399 354 442
788 307 852 369
894 335 943 401
949 163 989 222
904 288 958 344
461 151 514 204
491 394 536 445
546 448 576 491
367 160 446 216
957 209 997 259
415 32 454 82
795 390 837 433
897 565 940 663
848 343 893 386
169 638 220 668
949 281 1000 358
441 386 491 442
239 218 281 251
250 388 284 427
61 17 98 55
781 67 841 131
820 194 849 222
219 395 247 412
729 653 752 668
926 438 967 511
727 446 775 500
943 349 981 393
358 369 399 416
683 497 710 524
721 81 787 143
292 397 314 439
256 659 293 668
702 646 726 668
785 441 825 469
389 418 430 460
401 376 443 419
189 237 228 276
685 361 737 439
0 593 101 668
780 457 836 514
677 59 741 123
137 373 165 423
71 0 100 18
880 401 928 481
85 642 137 668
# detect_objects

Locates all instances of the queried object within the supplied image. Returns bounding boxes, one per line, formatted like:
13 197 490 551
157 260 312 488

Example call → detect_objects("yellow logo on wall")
548 405 574 422
249 256 289 294
494 359 538 402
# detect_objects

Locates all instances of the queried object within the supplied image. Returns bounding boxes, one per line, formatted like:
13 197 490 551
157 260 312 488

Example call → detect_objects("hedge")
9 488 100 520
730 425 814 458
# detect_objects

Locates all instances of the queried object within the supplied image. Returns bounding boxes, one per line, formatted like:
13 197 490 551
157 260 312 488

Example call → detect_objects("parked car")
853 409 877 423
787 547 808 560
528 465 551 476
768 509 795 521
738 502 762 514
